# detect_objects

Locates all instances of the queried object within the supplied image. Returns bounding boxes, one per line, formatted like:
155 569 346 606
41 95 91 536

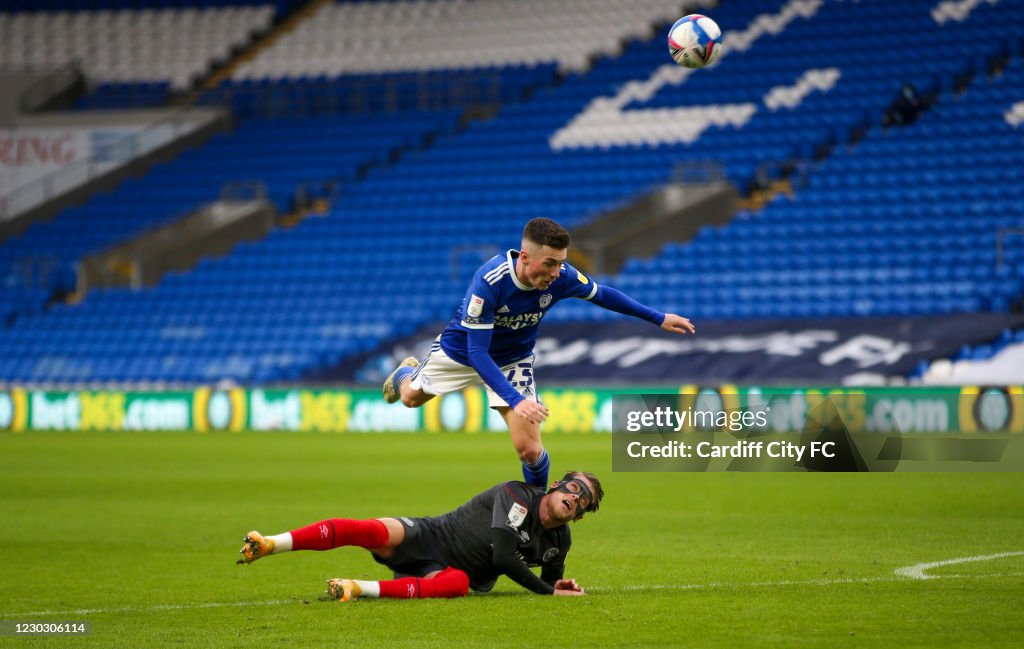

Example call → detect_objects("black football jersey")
425 481 571 591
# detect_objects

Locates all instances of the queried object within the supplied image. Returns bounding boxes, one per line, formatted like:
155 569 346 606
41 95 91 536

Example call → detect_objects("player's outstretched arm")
588 285 694 335
491 529 559 594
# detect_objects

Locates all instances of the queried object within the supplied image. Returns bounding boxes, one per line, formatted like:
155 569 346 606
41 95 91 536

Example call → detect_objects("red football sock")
377 567 470 599
289 518 388 551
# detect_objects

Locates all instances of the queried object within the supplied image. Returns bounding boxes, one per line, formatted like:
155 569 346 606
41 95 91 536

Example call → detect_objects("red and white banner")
0 130 85 196
0 124 190 218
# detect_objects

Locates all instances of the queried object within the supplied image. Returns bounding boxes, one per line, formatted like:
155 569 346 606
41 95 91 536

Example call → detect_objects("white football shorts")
407 342 539 408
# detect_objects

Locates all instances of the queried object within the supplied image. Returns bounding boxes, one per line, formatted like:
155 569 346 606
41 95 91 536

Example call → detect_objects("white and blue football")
668 14 723 69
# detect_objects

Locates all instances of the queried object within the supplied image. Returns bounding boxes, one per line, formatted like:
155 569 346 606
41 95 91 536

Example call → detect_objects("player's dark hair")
523 218 570 250
557 470 604 514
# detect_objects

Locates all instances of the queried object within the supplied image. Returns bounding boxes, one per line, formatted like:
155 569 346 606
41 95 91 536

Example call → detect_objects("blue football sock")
391 366 415 393
521 448 550 488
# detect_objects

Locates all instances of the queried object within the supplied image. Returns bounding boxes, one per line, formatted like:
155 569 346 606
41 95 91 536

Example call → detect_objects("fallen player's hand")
514 400 549 425
660 313 695 335
553 579 585 595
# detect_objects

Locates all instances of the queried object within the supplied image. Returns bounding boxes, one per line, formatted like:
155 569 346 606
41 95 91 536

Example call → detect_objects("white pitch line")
614 575 902 591
7 598 298 618
894 551 1024 580
609 570 1024 593
6 568 1023 617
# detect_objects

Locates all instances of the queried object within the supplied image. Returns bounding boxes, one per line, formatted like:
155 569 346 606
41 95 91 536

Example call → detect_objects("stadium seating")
199 65 559 119
0 110 459 264
2 0 1024 384
0 108 461 385
0 0 291 9
0 3 276 89
195 0 688 119
73 81 172 109
230 0 687 78
575 54 1024 321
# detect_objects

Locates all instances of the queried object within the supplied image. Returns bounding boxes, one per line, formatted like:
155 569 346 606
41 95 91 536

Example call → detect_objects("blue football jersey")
440 249 598 367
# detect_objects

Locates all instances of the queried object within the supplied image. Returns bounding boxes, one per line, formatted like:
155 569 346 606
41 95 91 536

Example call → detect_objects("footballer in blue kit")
383 218 695 487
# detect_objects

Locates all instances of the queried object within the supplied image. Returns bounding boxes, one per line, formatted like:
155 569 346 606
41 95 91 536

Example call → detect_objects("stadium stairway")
197 0 330 94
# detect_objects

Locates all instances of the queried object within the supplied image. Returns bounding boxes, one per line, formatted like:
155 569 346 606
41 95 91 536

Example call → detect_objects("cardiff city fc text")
625 440 836 462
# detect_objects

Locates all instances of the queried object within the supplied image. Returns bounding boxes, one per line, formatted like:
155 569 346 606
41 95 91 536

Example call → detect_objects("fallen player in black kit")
236 471 604 600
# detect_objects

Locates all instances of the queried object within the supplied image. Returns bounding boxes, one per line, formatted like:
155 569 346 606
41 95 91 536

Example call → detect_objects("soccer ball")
668 14 723 69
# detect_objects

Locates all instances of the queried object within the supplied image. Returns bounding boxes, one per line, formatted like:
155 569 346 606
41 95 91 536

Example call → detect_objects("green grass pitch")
1 430 1022 648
